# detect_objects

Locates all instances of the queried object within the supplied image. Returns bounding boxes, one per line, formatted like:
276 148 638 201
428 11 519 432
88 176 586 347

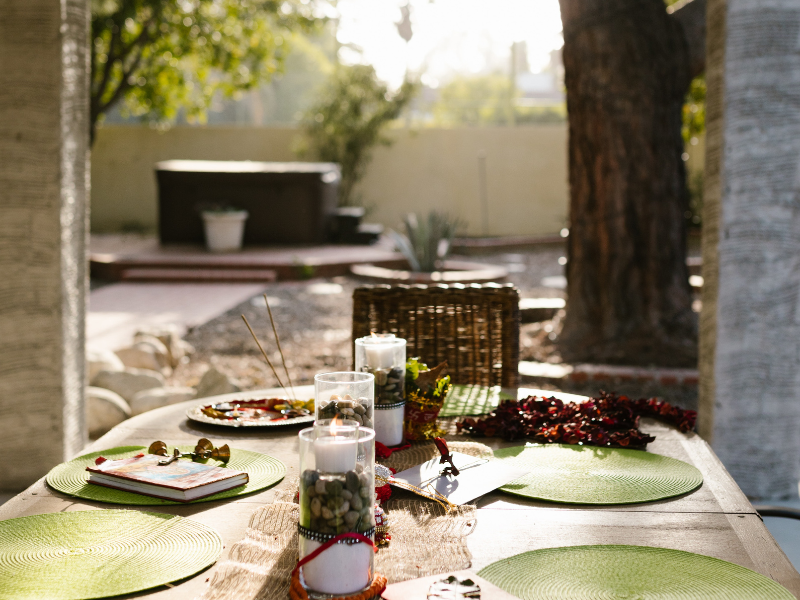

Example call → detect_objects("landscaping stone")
135 325 195 368
131 333 171 369
129 386 197 416
86 386 131 439
196 367 240 399
92 368 165 402
87 349 125 383
115 343 163 373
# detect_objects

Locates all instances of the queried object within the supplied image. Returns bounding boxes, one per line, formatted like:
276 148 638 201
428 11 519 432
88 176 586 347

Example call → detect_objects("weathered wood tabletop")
2 386 798 598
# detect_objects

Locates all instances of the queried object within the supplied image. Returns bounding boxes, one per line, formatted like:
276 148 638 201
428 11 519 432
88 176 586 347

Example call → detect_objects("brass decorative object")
148 441 169 456
147 439 231 465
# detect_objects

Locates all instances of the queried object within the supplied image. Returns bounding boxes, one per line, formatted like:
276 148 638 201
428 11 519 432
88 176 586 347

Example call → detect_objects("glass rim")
298 425 375 443
354 336 406 347
314 371 375 384
314 418 361 434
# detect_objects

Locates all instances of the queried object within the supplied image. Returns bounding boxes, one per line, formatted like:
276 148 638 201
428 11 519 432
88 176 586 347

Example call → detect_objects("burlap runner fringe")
199 441 489 600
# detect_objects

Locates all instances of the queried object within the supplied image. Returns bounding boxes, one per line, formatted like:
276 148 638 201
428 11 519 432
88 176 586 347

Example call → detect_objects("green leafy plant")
405 358 451 400
390 211 462 273
298 64 418 206
89 0 322 142
430 73 566 127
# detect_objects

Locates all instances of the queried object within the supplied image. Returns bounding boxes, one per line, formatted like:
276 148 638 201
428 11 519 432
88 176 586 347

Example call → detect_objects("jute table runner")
199 500 476 600
199 441 491 600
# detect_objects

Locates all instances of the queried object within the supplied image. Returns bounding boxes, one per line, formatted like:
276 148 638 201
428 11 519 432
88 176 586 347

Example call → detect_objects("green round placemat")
493 444 702 504
478 545 795 600
0 510 222 600
46 445 286 505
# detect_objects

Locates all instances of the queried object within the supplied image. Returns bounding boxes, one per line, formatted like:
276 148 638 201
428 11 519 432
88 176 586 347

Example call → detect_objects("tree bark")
557 0 699 367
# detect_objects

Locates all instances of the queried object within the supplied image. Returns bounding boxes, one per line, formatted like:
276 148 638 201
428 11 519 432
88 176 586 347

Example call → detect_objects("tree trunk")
557 0 698 367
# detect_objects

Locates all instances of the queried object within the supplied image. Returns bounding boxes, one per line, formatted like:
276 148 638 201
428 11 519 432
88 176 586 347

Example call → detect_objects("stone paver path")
87 283 266 352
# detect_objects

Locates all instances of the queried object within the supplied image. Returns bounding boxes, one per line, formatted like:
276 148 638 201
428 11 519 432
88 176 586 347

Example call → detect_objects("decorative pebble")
300 468 375 535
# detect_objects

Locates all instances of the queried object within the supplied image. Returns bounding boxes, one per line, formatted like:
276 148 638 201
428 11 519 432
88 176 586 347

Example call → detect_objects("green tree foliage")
299 64 417 206
433 74 515 126
682 74 706 143
432 73 566 127
90 0 321 142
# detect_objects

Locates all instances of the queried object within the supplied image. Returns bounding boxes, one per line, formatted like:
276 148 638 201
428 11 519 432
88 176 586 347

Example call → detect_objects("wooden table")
2 386 798 599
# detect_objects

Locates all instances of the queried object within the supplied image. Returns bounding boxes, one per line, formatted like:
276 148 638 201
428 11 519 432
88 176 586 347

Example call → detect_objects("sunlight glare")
335 0 564 88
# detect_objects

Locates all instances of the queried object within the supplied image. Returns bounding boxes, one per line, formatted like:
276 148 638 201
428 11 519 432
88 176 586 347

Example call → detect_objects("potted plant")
198 204 249 252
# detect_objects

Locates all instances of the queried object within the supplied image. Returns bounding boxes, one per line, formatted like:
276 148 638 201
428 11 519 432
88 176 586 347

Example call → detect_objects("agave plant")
390 211 462 272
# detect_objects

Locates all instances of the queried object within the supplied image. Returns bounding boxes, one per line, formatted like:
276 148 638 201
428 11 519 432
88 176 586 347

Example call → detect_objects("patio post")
0 0 90 490
699 0 800 499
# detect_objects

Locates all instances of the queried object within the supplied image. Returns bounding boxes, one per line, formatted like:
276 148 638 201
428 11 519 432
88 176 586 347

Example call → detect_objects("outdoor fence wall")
91 125 570 237
91 125 705 239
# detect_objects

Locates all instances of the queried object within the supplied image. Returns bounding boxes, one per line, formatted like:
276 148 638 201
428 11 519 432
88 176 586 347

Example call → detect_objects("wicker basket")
352 283 520 389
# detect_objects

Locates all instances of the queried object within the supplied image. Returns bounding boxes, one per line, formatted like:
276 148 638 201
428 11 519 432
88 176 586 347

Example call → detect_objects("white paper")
391 451 529 505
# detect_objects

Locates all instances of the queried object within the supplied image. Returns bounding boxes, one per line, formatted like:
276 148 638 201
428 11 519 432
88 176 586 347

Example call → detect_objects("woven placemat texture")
379 440 494 473
200 499 476 600
478 545 795 600
46 445 286 505
494 443 703 504
0 510 222 600
439 385 513 417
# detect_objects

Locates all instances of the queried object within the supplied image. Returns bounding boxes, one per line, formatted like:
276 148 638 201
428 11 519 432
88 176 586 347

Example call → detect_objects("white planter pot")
201 210 248 252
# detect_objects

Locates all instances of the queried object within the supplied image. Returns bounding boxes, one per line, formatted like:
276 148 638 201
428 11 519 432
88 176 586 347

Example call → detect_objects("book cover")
86 454 248 491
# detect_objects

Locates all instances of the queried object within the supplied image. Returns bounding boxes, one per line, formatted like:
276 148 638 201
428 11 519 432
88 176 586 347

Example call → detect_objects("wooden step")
120 268 277 283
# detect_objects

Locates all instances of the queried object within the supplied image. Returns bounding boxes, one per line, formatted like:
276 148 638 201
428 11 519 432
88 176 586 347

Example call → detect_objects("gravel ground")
166 245 569 391
162 243 697 408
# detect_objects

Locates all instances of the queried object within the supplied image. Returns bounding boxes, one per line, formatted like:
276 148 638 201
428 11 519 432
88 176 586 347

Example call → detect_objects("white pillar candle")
313 436 358 473
374 404 405 446
301 537 373 595
364 342 395 370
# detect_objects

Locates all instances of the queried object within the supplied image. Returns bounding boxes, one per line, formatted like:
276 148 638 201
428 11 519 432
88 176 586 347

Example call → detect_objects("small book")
86 454 249 502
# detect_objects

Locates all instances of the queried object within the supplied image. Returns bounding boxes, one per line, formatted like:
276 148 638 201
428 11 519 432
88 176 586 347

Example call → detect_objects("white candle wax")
374 404 405 446
364 341 395 370
314 436 358 473
301 537 373 595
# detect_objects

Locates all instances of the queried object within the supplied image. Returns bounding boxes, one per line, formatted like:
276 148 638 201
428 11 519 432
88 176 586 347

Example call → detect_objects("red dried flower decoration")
456 391 696 450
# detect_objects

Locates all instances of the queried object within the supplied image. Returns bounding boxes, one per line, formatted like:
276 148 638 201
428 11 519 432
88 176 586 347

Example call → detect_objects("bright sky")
334 0 564 89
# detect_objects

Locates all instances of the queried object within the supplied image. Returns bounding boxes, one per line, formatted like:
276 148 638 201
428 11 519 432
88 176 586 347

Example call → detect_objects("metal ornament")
147 439 231 465
434 437 460 477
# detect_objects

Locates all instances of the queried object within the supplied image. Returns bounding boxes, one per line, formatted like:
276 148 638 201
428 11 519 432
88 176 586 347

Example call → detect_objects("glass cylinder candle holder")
315 372 374 430
354 335 406 446
298 422 376 597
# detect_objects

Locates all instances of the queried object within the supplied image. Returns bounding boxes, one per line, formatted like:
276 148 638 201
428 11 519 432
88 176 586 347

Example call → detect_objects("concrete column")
699 0 800 499
0 0 89 491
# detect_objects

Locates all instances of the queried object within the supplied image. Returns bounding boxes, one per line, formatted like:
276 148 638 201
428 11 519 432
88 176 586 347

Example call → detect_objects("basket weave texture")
352 283 520 388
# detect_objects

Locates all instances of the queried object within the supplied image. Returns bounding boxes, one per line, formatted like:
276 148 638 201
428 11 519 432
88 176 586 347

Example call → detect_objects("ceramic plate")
186 398 315 428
